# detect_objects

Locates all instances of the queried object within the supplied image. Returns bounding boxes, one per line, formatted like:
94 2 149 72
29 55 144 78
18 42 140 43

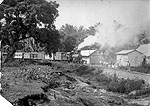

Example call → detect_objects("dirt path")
103 68 150 84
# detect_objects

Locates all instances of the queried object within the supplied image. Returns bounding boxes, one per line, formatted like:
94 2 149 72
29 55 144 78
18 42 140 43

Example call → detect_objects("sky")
51 0 150 29
0 0 149 28
0 0 150 49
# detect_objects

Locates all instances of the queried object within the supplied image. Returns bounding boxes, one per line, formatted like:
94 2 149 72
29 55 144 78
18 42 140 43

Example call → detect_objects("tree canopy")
59 24 97 52
0 0 60 62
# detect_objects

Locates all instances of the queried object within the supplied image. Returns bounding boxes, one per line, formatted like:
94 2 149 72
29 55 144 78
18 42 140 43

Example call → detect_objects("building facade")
136 43 150 64
81 50 101 65
116 49 143 67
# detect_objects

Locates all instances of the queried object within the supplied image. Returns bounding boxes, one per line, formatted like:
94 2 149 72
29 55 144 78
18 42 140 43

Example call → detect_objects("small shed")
136 43 150 64
81 50 101 65
116 49 143 67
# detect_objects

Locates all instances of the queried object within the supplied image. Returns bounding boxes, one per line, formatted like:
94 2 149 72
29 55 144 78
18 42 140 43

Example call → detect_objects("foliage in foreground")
95 73 150 97
2 61 150 106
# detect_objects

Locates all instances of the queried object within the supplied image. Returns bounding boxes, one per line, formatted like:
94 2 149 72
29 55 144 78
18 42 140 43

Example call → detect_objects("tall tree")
138 32 150 45
63 36 77 52
0 0 60 62
59 24 97 52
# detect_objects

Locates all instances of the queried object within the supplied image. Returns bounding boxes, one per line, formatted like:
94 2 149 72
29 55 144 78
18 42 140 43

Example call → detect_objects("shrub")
107 78 145 94
131 65 150 73
3 59 36 67
95 73 146 94
94 73 112 84
74 65 95 76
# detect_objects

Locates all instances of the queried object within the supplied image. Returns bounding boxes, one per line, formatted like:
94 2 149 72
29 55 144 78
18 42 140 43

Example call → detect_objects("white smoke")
78 20 144 50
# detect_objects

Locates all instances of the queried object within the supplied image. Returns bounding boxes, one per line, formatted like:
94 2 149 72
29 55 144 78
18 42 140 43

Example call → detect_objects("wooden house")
116 49 143 67
136 43 150 64
80 50 101 65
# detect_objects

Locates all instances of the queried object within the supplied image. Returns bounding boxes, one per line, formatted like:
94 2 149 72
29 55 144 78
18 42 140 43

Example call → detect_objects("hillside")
1 60 150 106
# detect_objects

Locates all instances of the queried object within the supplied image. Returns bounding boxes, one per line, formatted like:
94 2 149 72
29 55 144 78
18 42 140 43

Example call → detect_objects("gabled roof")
81 50 96 57
116 49 142 55
136 43 150 56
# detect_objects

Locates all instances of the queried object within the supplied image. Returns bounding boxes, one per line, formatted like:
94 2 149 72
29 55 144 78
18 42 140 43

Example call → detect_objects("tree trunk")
4 45 16 63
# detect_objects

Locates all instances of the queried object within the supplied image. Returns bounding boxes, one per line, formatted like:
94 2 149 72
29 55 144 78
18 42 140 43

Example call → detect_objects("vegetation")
59 24 98 52
130 65 150 74
1 61 150 105
0 0 60 63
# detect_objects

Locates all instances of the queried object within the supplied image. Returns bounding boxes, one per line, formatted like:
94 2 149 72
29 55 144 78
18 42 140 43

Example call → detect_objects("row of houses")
1 43 149 67
14 52 67 60
13 50 101 63
80 43 150 67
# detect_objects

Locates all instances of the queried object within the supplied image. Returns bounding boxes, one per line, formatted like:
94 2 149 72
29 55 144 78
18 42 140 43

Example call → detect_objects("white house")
116 49 143 67
136 43 150 64
81 50 101 65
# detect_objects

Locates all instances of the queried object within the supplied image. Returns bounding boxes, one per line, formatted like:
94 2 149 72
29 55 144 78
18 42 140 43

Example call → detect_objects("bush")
94 73 112 84
40 61 81 73
131 66 150 73
74 65 95 76
107 78 145 94
128 87 150 98
95 73 146 95
3 59 36 67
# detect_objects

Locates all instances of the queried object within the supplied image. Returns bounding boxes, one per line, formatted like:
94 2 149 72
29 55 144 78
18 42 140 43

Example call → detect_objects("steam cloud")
78 21 149 50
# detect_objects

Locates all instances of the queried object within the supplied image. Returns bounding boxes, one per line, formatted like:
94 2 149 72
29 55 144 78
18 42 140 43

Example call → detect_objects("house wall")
38 52 45 59
89 50 100 65
116 51 143 67
116 55 128 66
54 52 62 60
24 52 45 59
82 57 90 64
24 52 30 59
128 51 143 67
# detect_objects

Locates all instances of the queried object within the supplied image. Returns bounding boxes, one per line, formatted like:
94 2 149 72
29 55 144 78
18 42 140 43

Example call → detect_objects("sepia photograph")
0 0 150 105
